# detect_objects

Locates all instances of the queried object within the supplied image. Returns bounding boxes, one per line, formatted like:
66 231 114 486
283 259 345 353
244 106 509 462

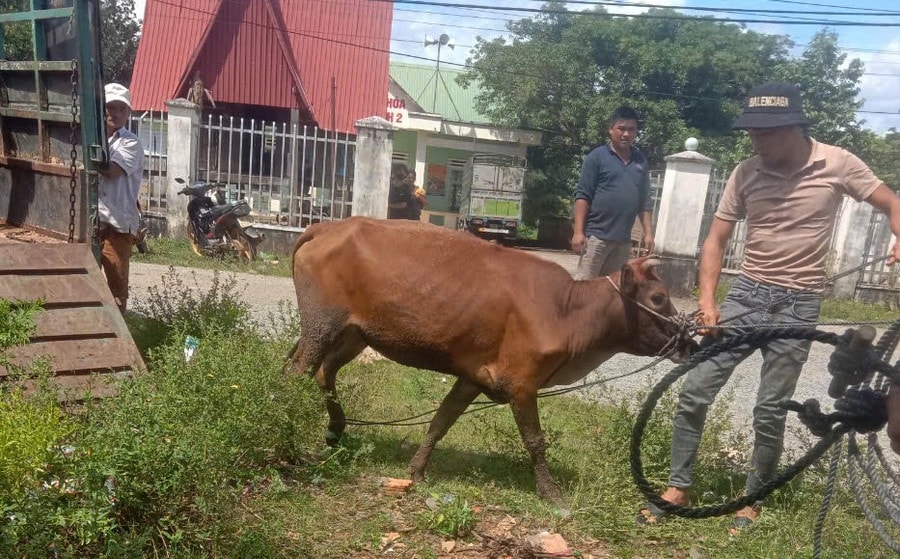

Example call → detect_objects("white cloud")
855 38 900 133
602 0 686 16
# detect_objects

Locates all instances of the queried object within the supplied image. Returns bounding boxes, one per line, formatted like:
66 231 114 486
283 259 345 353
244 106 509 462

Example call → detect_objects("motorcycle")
175 178 264 261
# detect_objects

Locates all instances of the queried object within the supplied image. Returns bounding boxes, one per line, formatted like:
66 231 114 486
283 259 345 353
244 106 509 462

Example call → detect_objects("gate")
130 110 167 218
198 116 356 229
858 211 899 291
699 167 747 272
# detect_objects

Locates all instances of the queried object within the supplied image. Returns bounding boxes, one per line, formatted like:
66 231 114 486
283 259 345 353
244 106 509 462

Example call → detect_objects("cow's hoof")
409 469 426 484
325 431 340 446
538 485 566 506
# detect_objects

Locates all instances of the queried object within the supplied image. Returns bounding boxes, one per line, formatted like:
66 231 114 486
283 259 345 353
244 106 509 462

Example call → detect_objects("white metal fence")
197 116 356 229
630 169 664 255
859 211 899 289
130 111 168 217
130 112 357 231
699 167 747 272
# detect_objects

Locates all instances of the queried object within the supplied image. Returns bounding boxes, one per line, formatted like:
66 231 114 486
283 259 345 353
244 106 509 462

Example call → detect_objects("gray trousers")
574 236 632 280
669 275 821 499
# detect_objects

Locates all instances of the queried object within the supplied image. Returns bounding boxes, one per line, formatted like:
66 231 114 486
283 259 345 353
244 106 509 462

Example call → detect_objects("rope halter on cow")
604 275 695 357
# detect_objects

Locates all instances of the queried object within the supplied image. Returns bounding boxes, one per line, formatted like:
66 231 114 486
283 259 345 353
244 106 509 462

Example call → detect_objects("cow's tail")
290 221 326 270
282 337 302 375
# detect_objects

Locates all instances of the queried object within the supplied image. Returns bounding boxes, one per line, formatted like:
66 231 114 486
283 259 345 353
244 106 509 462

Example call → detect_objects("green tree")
460 4 791 223
775 29 865 151
100 0 141 85
0 1 140 84
858 129 900 191
0 0 32 60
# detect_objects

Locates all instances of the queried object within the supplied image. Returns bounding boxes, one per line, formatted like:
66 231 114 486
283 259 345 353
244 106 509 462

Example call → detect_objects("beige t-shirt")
716 138 882 291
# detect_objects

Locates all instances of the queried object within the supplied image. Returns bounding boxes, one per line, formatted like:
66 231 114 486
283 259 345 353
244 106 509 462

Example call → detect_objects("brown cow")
287 217 694 503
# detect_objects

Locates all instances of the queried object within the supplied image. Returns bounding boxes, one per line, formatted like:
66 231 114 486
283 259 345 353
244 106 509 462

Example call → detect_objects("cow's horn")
644 256 662 269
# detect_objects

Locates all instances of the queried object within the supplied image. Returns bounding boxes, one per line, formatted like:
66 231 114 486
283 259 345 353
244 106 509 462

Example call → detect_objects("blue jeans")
669 275 822 498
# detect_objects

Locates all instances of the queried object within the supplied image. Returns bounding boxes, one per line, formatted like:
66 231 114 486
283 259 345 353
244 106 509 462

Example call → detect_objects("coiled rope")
629 326 896 520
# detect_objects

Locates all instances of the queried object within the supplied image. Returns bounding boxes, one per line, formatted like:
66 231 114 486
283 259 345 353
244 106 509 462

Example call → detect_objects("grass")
820 297 899 322
2 255 899 557
133 237 293 277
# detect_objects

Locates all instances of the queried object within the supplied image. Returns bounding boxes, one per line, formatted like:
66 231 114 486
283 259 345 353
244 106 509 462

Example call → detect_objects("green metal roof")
389 61 491 124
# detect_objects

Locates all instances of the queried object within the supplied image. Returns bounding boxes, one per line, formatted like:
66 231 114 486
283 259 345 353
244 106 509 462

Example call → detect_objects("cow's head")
616 255 698 362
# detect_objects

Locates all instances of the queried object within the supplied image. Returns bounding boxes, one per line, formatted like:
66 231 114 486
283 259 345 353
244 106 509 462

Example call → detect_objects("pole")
433 42 442 112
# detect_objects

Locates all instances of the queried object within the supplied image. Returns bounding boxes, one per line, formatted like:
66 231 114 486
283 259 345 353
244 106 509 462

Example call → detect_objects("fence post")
164 98 200 239
654 139 715 297
351 116 394 219
830 197 874 299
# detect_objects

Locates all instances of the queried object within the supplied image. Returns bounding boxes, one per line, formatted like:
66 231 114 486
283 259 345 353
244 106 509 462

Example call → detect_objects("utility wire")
147 0 900 119
522 0 900 17
382 0 900 27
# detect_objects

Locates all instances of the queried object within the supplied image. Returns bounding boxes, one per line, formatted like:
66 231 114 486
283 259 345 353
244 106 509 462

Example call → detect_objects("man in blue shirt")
570 106 654 279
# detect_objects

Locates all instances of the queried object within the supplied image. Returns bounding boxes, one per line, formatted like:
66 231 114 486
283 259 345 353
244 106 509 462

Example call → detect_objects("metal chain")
67 59 78 243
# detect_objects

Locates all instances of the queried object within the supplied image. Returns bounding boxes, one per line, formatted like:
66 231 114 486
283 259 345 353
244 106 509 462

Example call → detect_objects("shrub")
422 493 476 538
0 389 74 498
131 267 251 341
0 298 40 352
0 270 327 556
73 324 325 553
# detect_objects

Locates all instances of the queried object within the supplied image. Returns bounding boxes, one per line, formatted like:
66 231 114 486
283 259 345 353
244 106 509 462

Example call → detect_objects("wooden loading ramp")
0 242 145 400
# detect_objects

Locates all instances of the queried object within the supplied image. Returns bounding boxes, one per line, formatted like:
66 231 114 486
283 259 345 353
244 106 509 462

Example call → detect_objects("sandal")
728 505 761 537
635 501 671 526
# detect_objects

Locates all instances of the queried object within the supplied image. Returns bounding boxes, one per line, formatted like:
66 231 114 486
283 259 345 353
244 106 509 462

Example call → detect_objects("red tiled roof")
130 0 393 134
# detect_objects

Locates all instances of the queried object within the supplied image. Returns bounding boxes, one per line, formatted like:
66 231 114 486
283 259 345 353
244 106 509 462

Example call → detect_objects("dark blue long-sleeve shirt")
573 144 652 242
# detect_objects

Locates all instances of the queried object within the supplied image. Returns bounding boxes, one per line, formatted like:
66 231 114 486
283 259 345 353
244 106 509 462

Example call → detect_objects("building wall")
393 130 418 161
421 145 471 213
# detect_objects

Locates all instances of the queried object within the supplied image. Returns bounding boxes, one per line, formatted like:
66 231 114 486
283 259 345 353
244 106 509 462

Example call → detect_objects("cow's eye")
650 293 666 307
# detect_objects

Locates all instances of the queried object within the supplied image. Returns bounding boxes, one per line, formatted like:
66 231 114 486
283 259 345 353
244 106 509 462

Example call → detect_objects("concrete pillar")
414 132 427 186
654 140 715 297
830 197 875 299
164 98 201 239
352 116 395 219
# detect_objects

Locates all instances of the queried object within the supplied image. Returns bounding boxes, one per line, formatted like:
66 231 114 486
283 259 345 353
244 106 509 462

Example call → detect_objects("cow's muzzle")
660 312 700 363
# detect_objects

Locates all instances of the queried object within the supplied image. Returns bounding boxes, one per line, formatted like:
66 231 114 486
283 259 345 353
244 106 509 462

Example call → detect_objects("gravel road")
129 248 897 454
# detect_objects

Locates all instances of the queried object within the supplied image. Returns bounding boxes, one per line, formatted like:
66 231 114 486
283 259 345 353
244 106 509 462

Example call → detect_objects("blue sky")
133 0 900 133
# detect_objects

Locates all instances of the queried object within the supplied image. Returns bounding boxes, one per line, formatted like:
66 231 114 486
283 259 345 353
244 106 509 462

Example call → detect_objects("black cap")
732 81 809 130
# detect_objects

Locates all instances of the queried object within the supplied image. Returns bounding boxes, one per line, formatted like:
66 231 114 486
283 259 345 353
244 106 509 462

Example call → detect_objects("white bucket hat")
104 83 132 109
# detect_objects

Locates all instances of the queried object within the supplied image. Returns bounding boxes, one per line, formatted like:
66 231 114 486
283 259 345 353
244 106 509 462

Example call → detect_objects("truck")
0 1 143 398
457 153 526 244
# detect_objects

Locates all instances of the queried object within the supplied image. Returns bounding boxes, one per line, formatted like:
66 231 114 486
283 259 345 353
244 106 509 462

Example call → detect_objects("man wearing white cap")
99 82 144 313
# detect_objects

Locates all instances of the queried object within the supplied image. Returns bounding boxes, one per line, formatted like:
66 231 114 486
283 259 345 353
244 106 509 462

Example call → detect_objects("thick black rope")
813 440 842 559
811 320 900 558
629 326 896 519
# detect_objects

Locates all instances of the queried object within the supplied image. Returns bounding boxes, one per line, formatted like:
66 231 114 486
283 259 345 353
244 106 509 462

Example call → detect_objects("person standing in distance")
639 81 900 532
98 83 145 314
571 106 655 279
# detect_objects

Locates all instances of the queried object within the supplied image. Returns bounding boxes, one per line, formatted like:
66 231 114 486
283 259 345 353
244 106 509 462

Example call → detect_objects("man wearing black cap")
638 81 900 532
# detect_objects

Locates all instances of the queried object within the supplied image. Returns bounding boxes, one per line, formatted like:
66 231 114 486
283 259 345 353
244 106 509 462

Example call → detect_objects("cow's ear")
620 262 638 297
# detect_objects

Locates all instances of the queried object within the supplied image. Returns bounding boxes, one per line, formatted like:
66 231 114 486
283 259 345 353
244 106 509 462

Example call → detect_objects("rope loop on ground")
629 326 895 520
